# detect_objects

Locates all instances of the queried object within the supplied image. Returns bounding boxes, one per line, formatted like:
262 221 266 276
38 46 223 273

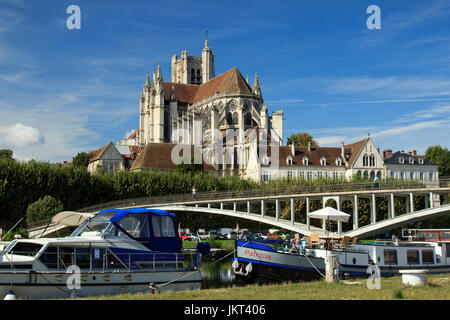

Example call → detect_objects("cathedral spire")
252 72 261 97
144 71 150 89
155 62 163 82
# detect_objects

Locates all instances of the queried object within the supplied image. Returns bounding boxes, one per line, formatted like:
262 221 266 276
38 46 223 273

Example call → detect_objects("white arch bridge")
149 187 450 239
29 183 450 239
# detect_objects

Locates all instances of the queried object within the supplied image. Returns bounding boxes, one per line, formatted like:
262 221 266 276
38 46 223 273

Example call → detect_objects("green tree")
287 132 319 147
0 149 13 160
26 195 64 223
72 152 91 168
175 156 204 175
425 145 450 177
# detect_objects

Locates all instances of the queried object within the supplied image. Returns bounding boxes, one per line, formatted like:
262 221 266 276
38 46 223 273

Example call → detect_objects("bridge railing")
75 179 449 214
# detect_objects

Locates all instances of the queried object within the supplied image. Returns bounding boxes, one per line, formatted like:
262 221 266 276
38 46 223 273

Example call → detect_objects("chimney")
376 147 380 155
408 150 412 155
308 141 311 153
412 149 417 156
290 143 295 156
383 149 392 159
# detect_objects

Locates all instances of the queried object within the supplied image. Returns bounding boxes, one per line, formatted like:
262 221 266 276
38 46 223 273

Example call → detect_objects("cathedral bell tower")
201 39 215 83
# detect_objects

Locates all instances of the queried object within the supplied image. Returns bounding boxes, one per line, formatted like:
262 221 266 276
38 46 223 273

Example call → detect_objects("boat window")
91 248 106 269
39 246 58 268
152 215 176 238
69 212 117 237
76 248 91 269
427 232 439 241
440 232 450 240
117 213 150 239
7 242 43 257
59 247 74 268
407 250 420 264
422 250 434 264
383 249 398 265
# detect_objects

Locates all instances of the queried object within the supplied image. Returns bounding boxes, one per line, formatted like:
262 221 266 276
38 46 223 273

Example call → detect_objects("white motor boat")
0 208 202 299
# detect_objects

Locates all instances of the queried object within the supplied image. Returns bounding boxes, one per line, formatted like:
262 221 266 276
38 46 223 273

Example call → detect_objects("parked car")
197 229 210 240
181 233 198 241
254 232 268 239
226 231 237 240
209 230 228 240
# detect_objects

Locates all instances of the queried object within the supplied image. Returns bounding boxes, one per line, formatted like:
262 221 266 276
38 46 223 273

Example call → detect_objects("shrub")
26 195 63 223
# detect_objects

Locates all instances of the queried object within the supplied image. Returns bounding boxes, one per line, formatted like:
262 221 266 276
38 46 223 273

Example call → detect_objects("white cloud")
0 122 45 147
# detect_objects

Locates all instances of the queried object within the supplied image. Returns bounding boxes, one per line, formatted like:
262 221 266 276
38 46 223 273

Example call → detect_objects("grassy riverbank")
75 274 450 300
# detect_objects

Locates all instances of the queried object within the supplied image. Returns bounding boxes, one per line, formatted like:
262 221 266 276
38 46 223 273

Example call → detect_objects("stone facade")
88 142 131 174
383 150 439 184
120 40 284 179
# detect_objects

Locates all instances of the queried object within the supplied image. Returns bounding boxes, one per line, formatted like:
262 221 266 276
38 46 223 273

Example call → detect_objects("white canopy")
51 211 95 227
307 206 350 223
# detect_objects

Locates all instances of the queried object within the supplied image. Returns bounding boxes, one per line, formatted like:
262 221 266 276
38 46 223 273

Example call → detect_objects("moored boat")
0 208 202 299
232 229 450 284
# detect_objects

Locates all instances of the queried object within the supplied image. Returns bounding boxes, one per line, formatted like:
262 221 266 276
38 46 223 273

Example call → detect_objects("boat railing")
0 249 200 273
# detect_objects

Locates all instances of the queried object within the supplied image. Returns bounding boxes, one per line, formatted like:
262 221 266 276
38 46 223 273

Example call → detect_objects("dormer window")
286 156 293 165
262 156 269 165
303 157 309 166
418 158 424 164
409 158 414 164
336 158 342 166
399 157 404 164
320 157 326 166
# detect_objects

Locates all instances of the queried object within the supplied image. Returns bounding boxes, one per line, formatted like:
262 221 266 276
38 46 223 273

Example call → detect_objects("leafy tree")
287 132 318 147
175 156 204 175
26 195 63 223
72 152 91 168
425 145 450 177
0 149 13 160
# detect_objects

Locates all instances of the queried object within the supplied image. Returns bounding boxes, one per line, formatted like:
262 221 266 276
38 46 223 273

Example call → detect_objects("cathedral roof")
192 67 253 104
162 82 199 104
162 67 253 105
130 143 215 171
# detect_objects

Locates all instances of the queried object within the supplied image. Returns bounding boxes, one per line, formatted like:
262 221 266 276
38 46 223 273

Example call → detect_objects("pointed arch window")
370 155 375 167
363 154 369 167
320 157 327 166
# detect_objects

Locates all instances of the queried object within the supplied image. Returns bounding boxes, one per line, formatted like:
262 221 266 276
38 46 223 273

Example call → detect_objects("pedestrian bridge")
28 181 450 239
152 203 450 239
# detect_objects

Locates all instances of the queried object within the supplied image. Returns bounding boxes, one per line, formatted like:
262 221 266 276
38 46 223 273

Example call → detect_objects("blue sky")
0 0 449 162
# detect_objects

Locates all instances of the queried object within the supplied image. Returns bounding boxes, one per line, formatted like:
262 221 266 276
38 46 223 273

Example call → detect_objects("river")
200 255 236 289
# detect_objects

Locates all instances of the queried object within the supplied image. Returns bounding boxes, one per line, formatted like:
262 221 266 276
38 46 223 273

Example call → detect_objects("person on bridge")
192 186 197 201
373 176 379 189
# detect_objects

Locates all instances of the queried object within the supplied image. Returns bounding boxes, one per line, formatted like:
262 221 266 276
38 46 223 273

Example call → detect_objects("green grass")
182 239 235 251
72 274 450 300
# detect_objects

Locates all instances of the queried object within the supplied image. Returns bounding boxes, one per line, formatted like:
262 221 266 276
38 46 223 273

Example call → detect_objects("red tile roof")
130 143 215 171
162 67 253 105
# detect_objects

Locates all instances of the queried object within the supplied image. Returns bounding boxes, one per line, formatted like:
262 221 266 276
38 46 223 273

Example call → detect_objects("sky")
0 0 449 162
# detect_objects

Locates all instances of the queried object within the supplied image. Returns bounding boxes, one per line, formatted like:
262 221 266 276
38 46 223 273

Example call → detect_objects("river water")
200 255 236 289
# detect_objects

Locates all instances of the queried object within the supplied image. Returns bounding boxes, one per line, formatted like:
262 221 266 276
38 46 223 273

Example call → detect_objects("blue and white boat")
233 229 450 284
0 208 202 299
